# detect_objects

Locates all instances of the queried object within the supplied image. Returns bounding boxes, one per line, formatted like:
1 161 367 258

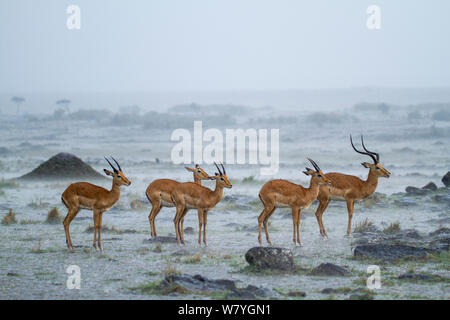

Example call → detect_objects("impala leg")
98 212 103 251
202 210 208 246
346 199 355 236
315 198 330 238
263 206 276 246
63 207 79 250
291 207 298 244
174 205 184 245
148 197 162 237
179 208 188 245
197 209 203 245
296 209 302 245
93 210 99 250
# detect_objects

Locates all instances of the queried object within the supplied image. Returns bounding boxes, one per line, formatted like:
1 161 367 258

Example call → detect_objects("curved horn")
214 162 222 175
360 135 379 163
307 158 320 171
111 156 122 171
104 156 118 173
350 134 377 164
220 162 226 175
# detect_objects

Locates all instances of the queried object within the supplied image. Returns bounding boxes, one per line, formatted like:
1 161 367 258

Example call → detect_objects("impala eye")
318 174 322 178
117 175 122 178
197 170 201 173
220 178 224 181
376 167 380 170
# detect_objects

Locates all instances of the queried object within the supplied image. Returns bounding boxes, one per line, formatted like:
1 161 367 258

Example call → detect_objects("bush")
45 207 62 224
2 209 17 225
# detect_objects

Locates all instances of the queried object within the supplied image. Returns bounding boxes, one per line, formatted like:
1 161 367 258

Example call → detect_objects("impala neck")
363 169 379 197
307 178 321 200
108 180 121 205
193 175 202 185
212 181 224 205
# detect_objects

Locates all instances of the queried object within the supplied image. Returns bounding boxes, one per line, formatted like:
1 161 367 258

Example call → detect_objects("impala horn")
111 156 122 172
360 135 380 163
350 134 378 164
307 158 321 172
104 156 118 173
214 162 222 175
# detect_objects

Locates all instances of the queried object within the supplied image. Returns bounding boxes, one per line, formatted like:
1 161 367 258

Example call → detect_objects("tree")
56 99 71 115
11 96 25 113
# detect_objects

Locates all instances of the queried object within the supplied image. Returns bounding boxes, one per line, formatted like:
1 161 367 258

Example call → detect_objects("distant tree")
11 96 25 113
56 99 71 114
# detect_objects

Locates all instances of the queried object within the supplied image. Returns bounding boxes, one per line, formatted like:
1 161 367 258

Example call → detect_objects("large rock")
354 244 431 262
442 171 450 187
422 182 438 191
405 186 428 196
310 263 352 276
245 247 295 271
18 153 104 180
160 274 235 292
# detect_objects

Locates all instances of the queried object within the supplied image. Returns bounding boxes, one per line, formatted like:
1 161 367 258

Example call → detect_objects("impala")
172 162 232 246
61 157 131 250
258 158 331 246
145 164 211 237
314 135 391 238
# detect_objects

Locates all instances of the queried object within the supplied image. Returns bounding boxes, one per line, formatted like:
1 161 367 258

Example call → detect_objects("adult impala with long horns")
61 157 131 250
172 162 232 246
314 135 390 238
258 158 332 246
145 164 211 237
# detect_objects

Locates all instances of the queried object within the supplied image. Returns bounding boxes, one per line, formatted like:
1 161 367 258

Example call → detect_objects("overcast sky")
1 0 449 93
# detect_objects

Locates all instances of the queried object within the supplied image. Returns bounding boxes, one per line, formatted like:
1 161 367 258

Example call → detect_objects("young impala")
61 157 131 250
172 162 232 246
314 135 391 238
258 159 332 246
145 164 211 237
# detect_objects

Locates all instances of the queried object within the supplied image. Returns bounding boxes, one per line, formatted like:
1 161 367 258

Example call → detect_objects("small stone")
245 247 295 271
288 290 306 297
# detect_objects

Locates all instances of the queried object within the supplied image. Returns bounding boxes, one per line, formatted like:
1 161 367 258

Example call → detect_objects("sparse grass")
27 198 48 209
45 207 62 224
84 225 124 234
0 179 19 189
353 218 373 233
383 221 401 234
161 259 180 276
426 251 450 267
19 219 40 225
2 209 17 225
183 253 202 264
153 242 162 253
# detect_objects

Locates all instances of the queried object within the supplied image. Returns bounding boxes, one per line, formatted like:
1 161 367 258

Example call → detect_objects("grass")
85 225 124 234
183 253 202 264
45 207 62 224
19 219 40 225
383 221 401 234
353 218 373 233
161 259 180 276
2 209 17 225
0 179 19 189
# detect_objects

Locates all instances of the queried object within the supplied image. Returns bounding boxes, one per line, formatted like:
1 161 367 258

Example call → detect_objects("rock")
145 236 178 243
354 244 431 262
171 249 190 256
245 247 295 271
183 227 194 234
422 182 438 191
225 285 275 299
348 293 374 300
405 186 428 196
130 199 147 210
442 171 450 187
160 274 235 292
429 227 450 237
433 194 450 207
18 153 104 180
321 288 339 294
310 263 352 276
287 290 306 297
398 273 436 281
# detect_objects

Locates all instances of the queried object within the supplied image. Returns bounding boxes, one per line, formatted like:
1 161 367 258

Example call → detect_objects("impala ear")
215 172 219 176
361 162 371 168
185 166 194 172
104 169 114 176
302 171 310 176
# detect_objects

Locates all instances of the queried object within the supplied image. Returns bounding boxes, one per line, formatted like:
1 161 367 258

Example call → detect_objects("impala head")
210 162 232 188
185 164 210 180
350 135 391 178
104 156 132 186
302 158 332 186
